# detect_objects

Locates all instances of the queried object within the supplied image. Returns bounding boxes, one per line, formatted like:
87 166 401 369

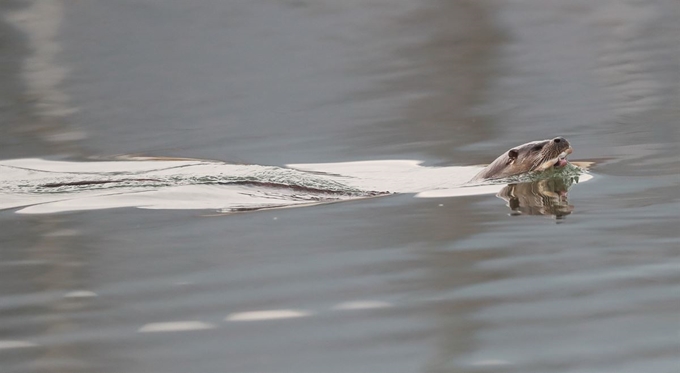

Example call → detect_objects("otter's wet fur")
472 137 573 181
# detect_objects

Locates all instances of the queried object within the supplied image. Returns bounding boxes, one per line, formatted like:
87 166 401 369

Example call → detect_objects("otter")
471 137 573 181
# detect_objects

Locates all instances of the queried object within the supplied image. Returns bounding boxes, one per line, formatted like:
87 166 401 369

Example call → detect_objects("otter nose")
552 137 566 144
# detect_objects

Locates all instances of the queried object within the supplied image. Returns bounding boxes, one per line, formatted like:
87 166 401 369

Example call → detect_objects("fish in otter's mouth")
472 137 574 181
536 146 573 171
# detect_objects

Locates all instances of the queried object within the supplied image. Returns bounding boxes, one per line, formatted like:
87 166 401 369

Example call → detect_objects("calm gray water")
1 0 678 372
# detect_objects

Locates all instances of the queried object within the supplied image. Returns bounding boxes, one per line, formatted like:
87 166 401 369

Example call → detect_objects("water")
1 1 678 372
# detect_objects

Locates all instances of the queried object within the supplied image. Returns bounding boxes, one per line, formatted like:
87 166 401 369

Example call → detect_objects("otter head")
472 137 573 181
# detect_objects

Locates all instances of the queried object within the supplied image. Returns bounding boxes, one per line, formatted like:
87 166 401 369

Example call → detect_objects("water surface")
1 1 678 373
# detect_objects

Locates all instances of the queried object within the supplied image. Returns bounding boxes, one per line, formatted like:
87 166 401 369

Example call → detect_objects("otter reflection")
497 176 580 219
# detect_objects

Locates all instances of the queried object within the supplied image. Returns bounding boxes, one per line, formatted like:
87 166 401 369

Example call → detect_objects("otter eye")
532 145 544 151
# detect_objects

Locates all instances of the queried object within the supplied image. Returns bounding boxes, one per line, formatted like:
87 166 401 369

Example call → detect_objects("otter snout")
552 137 572 157
542 137 572 170
552 137 567 146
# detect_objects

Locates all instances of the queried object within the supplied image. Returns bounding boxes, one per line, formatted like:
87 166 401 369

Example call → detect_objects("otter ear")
508 149 519 161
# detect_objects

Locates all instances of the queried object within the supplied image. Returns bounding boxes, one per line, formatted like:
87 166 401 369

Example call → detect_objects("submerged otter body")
472 137 573 181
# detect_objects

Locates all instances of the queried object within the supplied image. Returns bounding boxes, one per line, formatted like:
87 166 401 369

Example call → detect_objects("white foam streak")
0 158 489 214
0 340 38 350
332 300 392 310
138 321 215 333
226 309 312 321
63 290 98 299
289 160 480 193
